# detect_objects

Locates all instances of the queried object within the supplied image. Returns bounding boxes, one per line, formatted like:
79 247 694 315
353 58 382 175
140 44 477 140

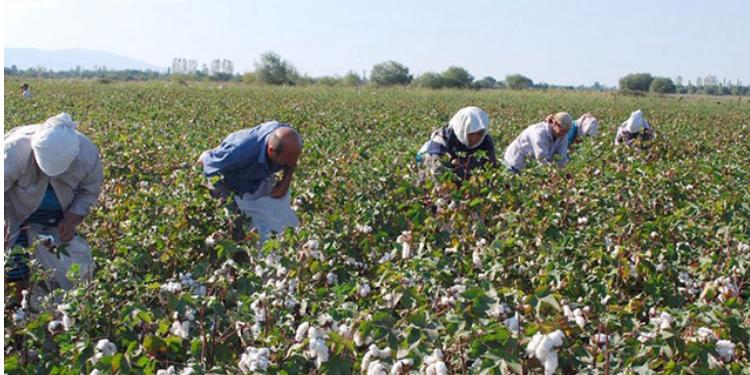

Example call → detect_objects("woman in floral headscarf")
416 106 496 179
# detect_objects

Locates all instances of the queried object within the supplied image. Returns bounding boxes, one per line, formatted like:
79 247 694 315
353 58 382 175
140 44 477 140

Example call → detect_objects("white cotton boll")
359 283 372 297
401 242 411 259
356 224 373 234
697 327 715 341
205 235 216 247
390 358 413 375
305 239 320 251
57 303 72 314
716 340 735 362
593 334 610 346
338 323 352 338
503 316 519 332
48 320 65 334
563 305 573 318
658 312 673 330
156 366 176 375
20 290 29 309
170 320 190 340
426 361 448 375
95 339 117 356
367 361 389 375
160 281 182 294
542 351 559 375
326 272 338 286
238 346 271 373
472 250 482 268
60 313 75 329
354 330 372 347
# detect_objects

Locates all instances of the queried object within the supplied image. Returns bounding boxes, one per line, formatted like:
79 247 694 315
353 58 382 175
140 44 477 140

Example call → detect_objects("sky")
4 0 749 86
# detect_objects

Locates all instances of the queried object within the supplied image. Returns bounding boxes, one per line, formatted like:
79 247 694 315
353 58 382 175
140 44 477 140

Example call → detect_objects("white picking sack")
26 225 95 290
233 177 299 243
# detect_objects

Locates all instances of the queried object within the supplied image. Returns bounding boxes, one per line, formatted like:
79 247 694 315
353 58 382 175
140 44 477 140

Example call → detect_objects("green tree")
649 77 676 94
505 74 533 90
473 76 497 89
413 72 449 89
254 51 298 85
619 73 654 92
343 71 364 86
441 66 474 88
370 60 412 86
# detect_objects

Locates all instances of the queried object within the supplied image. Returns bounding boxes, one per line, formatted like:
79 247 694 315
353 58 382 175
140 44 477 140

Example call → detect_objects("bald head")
267 127 302 168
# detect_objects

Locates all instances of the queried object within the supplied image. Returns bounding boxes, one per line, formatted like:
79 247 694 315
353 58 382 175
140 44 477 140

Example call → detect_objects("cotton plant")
306 326 330 368
526 330 565 375
92 339 117 363
562 300 587 329
238 346 271 373
422 349 448 375
396 230 412 259
361 344 392 374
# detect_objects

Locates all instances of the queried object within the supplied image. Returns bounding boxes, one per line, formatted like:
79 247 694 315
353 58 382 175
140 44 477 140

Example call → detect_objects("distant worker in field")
566 113 599 148
20 83 32 98
4 113 102 290
614 109 655 146
199 121 302 243
503 112 572 173
416 106 496 180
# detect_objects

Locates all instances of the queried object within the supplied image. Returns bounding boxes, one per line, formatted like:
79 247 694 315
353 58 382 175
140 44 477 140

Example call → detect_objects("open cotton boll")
356 224 373 234
238 346 271 373
526 330 564 375
307 327 330 368
156 366 176 375
472 250 482 268
295 322 310 342
504 316 520 332
696 327 716 341
716 340 735 362
390 359 413 375
21 290 29 309
95 339 117 356
160 281 183 294
367 361 389 375
48 320 65 334
359 283 371 297
170 320 190 340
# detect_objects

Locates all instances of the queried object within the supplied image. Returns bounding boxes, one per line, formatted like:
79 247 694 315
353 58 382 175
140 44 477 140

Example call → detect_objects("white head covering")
31 113 80 176
449 106 490 148
576 114 599 139
622 110 646 133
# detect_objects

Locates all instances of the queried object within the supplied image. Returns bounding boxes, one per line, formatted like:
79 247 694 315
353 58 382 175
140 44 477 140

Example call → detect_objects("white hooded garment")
448 106 490 148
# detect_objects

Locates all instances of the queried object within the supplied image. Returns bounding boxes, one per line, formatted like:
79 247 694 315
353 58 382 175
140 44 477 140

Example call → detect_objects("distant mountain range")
4 47 166 72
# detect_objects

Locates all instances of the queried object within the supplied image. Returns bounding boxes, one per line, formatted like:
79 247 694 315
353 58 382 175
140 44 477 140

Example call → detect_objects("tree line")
5 51 749 96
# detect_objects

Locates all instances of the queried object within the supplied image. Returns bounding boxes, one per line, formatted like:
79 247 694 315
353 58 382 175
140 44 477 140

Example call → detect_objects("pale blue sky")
5 0 749 86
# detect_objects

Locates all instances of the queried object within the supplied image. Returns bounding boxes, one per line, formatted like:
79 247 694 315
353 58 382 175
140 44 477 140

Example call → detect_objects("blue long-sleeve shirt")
201 121 287 194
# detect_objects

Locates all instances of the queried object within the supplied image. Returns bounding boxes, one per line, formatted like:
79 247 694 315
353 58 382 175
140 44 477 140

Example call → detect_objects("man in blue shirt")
199 121 302 243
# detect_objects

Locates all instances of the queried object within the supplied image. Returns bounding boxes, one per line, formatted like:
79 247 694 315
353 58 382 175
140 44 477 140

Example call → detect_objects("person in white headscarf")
4 113 103 290
615 109 655 146
566 113 599 146
416 106 496 179
503 112 572 173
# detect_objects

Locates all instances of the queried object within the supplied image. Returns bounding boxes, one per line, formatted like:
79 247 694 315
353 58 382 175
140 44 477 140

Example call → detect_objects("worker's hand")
58 212 83 243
